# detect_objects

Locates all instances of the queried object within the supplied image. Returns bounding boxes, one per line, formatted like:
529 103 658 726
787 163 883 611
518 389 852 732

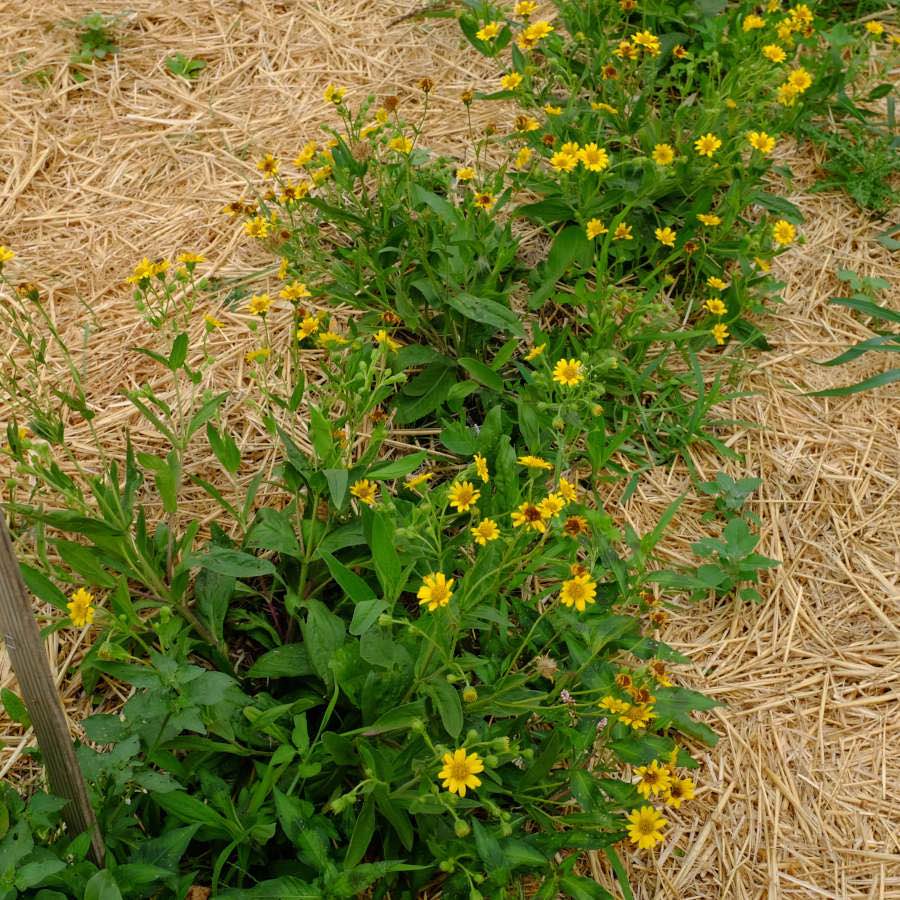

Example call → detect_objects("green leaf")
344 796 375 867
393 363 455 424
19 563 69 611
15 859 66 891
246 508 301 557
323 468 349 507
320 551 377 604
410 184 457 223
427 677 463 738
472 819 505 869
349 599 388 636
206 423 241 473
514 197 574 224
750 192 804 221
218 877 322 899
531 225 592 308
458 357 504 392
308 405 334 462
3 689 32 729
55 540 116 588
444 292 524 336
362 700 426 736
195 547 275 578
153 792 234 837
301 599 346 689
369 513 403 601
364 451 429 480
830 296 900 324
806 368 900 397
84 870 124 900
248 644 314 678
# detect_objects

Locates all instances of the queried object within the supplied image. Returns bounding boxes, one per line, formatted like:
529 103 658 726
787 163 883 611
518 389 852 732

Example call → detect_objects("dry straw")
1 2 899 897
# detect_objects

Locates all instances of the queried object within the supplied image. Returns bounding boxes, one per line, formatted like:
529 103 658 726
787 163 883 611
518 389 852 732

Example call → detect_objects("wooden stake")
0 510 104 864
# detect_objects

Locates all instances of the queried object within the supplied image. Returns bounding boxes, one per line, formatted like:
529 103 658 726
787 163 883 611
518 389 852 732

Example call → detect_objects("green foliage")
67 12 119 80
164 53 206 81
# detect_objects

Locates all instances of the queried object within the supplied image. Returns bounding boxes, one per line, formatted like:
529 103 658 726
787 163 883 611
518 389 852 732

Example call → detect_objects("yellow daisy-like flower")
707 276 728 290
663 776 695 809
471 518 500 545
558 476 578 502
324 83 346 104
522 20 554 44
256 154 279 177
742 13 765 30
538 492 565 519
525 343 547 361
578 143 610 172
559 573 597 612
514 0 537 16
317 330 347 348
297 315 321 340
406 471 433 491
755 256 772 272
762 44 787 62
0 245 15 266
247 293 272 316
620 703 656 730
586 219 608 240
747 131 776 154
694 133 722 158
773 219 797 246
474 453 489 484
635 761 672 799
591 101 618 115
543 103 563 116
373 329 402 350
177 252 205 266
865 21 884 36
511 502 547 533
204 314 224 330
350 479 378 506
613 222 633 241
626 806 667 850
599 695 630 714
776 82 799 106
388 135 414 155
245 347 271 364
515 147 533 168
294 141 318 167
473 192 495 211
711 323 730 345
550 151 578 173
418 572 455 611
280 181 310 203
501 72 523 90
243 216 271 239
67 588 95 628
697 213 721 226
655 226 677 248
280 281 311 302
456 166 476 181
704 298 728 316
788 67 812 93
449 480 481 512
475 21 502 41
632 30 661 55
438 748 484 797
552 358 584 387
652 143 675 165
518 454 552 470
515 115 541 133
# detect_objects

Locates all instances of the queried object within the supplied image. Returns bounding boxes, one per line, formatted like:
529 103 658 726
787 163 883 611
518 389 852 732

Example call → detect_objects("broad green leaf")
320 551 377 604
444 293 524 336
458 357 504 392
246 508 301 557
427 677 463 738
84 870 124 900
248 644 314 678
19 563 68 611
195 547 275 578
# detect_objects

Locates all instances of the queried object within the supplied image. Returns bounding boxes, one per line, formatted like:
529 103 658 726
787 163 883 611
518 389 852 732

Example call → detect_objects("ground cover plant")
0 2 894 898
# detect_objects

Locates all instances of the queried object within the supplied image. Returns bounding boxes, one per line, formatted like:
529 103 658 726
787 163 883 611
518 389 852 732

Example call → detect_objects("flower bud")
376 613 393 627
522 748 534 760
439 859 455 873
454 819 471 838
410 718 425 734
500 821 513 836
492 737 510 752
466 729 479 743
462 686 478 703
485 755 499 767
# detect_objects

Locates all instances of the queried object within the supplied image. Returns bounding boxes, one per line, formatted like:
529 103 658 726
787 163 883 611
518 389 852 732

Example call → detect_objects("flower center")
431 584 449 604
449 761 470 781
638 818 656 836
524 505 541 522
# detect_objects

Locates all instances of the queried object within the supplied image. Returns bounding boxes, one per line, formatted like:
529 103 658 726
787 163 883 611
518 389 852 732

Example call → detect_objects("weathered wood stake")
0 509 104 864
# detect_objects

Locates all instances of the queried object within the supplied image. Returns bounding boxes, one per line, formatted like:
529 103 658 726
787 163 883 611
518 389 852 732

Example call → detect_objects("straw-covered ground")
1 2 898 897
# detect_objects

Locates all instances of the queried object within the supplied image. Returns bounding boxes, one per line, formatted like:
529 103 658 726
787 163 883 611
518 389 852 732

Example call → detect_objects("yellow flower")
586 219 608 240
324 83 346 104
388 135 414 154
514 0 537 16
204 314 224 330
406 471 433 490
438 748 484 797
552 358 584 387
865 21 884 36
280 281 311 302
620 703 656 730
471 518 500 545
257 154 279 177
697 213 721 226
599 695 630 714
474 453 489 483
559 573 597 612
373 328 402 350
538 492 565 518
525 343 546 361
652 143 675 165
350 479 378 506
626 806 667 850
511 501 547 532
294 141 317 167
558 476 578 502
501 72 523 90
515 115 541 133
245 347 271 364
635 761 672 799
776 82 798 106
748 131 777 154
591 101 618 115
788 67 812 93
475 21 502 41
578 143 610 172
177 252 205 266
613 222 633 241
550 151 578 173
280 181 310 202
742 13 765 30
655 226 677 248
67 588 95 628
613 39 638 60
449 481 481 513
247 293 272 316
543 104 563 116
663 776 695 809
755 256 772 272
632 30 661 55
278 257 291 279
762 43 787 62
0 245 15 266
243 216 271 239
297 315 321 340
515 147 533 168
456 166 476 181
704 298 727 316
317 330 347 348
694 133 722 158
522 20 554 42
126 257 155 283
518 454 552 470
707 276 728 290
418 572 455 611
473 192 495 211
773 219 797 246
711 323 730 345
560 141 580 157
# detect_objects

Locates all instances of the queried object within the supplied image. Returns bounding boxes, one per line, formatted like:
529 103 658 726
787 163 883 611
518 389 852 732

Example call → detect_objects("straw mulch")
1 2 898 897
